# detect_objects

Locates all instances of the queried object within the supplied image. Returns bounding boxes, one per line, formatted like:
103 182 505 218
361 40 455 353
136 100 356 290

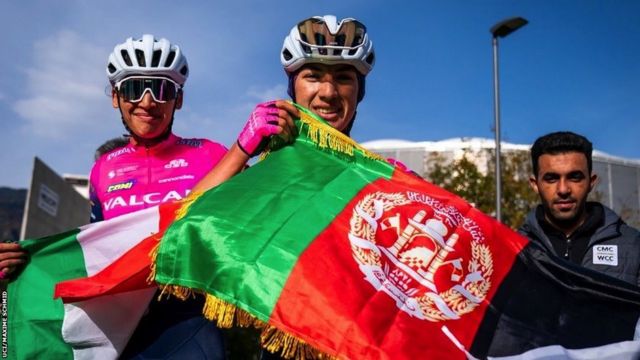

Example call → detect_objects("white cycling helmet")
106 34 189 86
281 15 375 76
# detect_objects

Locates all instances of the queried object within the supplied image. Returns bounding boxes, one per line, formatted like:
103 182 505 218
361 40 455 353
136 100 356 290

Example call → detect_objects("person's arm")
192 143 250 193
192 100 298 193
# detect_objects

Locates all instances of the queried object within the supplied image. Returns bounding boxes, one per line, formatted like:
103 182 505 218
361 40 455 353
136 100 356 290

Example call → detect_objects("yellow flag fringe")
260 106 384 163
261 325 337 360
298 110 383 162
146 233 163 285
147 191 205 284
153 283 336 360
174 191 203 220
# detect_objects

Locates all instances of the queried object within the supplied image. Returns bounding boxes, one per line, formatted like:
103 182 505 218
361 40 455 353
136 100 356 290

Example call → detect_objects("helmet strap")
286 71 298 102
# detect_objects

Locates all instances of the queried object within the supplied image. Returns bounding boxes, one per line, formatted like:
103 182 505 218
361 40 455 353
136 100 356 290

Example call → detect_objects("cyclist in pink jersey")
0 34 228 358
95 34 226 359
90 34 228 223
90 134 226 221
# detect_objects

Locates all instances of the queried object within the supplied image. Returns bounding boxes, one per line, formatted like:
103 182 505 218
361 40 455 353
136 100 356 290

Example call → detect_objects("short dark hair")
95 136 130 161
530 131 593 176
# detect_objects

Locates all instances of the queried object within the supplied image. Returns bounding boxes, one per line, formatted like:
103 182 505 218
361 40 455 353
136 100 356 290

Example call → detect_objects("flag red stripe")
269 170 529 358
54 201 182 302
54 234 158 302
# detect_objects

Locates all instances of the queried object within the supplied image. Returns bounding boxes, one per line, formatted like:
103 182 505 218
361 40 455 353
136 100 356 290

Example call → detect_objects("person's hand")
0 242 28 279
236 100 299 157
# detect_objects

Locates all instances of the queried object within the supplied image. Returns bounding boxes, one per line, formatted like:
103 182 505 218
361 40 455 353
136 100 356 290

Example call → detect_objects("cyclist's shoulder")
95 143 137 164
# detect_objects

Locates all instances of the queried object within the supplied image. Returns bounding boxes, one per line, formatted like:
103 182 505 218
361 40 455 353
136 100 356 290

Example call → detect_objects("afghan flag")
7 203 181 360
152 105 640 359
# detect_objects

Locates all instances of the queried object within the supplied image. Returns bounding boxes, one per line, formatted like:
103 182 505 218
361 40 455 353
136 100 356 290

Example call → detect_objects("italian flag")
153 107 640 358
7 203 181 359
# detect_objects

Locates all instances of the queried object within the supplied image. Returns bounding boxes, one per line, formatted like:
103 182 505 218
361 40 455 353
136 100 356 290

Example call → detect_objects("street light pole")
490 16 528 222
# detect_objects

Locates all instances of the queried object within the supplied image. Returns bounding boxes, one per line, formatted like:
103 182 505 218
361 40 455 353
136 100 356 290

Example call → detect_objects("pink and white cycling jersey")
89 133 227 221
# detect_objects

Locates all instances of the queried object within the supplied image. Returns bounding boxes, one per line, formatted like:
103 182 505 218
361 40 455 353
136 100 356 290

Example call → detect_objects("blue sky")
1 0 638 188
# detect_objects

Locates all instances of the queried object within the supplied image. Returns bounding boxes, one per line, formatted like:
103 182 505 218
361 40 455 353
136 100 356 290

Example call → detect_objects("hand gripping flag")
149 105 640 359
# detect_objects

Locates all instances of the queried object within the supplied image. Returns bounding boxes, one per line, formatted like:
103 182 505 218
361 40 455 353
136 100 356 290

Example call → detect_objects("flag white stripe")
63 289 156 360
63 206 161 359
77 206 160 276
489 340 640 360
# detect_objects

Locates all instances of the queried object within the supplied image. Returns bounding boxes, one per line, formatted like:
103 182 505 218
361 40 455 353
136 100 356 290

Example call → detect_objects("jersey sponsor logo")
176 138 202 147
593 245 618 266
108 165 139 179
103 190 190 211
107 180 135 193
106 147 134 161
165 158 189 169
158 174 195 184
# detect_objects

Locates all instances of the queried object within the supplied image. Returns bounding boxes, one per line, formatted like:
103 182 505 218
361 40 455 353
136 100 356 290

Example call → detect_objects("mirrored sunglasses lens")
148 78 177 102
336 21 366 47
297 18 366 49
119 79 143 101
119 78 177 102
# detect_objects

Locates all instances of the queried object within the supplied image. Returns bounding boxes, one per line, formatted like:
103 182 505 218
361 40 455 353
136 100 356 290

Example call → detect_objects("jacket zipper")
146 146 152 208
564 236 572 260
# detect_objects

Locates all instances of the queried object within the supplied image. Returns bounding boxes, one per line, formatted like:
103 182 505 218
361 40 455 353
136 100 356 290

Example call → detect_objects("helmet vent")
281 16 375 76
135 49 145 66
315 34 327 55
121 50 133 66
108 35 189 85
366 53 375 65
299 33 311 54
282 49 293 61
151 50 161 67
165 51 176 67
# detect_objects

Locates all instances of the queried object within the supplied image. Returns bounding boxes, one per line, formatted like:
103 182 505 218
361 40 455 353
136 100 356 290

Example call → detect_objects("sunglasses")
297 17 367 55
114 76 181 103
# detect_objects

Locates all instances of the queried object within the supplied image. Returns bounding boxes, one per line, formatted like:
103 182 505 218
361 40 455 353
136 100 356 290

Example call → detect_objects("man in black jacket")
519 131 640 285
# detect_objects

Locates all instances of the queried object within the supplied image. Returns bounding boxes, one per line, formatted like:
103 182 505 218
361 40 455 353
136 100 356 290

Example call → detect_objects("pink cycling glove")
236 101 281 157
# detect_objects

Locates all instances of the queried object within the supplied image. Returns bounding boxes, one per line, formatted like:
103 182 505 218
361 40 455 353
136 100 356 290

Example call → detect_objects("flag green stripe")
156 115 394 320
8 229 87 359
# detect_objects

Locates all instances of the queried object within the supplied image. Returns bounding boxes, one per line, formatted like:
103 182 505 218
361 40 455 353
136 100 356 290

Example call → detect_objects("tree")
425 149 538 230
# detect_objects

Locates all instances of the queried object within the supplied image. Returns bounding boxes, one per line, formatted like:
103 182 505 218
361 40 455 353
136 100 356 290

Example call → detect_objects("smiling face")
112 89 182 142
293 63 359 133
529 151 598 234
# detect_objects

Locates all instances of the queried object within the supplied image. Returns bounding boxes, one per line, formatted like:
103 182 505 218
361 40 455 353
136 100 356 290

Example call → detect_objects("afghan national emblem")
348 191 494 321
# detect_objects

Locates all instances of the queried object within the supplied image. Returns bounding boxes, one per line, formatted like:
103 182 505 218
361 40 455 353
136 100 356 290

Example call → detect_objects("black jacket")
519 203 640 286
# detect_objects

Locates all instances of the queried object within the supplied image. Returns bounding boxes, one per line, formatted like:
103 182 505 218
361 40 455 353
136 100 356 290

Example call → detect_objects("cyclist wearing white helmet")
91 34 228 222
96 34 227 359
107 34 188 144
0 34 228 359
193 15 376 192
